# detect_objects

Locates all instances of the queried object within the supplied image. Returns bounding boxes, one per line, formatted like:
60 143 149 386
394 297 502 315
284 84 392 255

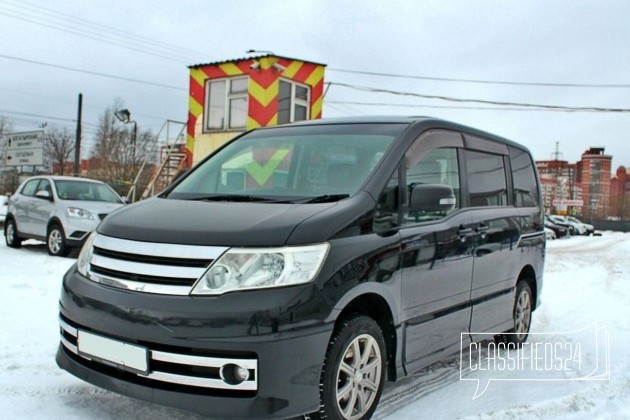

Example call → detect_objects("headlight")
77 232 97 277
191 243 329 295
68 207 93 220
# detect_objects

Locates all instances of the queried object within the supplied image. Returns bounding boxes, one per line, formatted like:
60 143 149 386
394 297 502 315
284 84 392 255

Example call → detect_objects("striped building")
187 55 326 166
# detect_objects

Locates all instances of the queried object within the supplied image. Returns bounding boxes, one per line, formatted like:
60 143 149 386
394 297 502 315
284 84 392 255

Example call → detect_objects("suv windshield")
168 123 403 202
54 180 122 203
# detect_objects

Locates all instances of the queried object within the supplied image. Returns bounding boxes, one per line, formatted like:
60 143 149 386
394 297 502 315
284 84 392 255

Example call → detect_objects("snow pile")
1 233 629 419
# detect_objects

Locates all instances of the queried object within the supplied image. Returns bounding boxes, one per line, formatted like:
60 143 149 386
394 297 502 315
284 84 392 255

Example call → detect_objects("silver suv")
4 176 125 256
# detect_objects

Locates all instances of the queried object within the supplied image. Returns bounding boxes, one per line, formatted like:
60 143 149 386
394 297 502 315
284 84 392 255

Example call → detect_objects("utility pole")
73 93 83 177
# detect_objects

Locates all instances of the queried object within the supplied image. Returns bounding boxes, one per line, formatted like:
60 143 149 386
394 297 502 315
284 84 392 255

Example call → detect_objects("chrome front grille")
59 317 258 392
88 234 228 295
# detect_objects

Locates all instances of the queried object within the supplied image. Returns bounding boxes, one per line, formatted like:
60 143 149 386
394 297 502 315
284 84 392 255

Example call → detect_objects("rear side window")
465 150 508 207
509 146 539 207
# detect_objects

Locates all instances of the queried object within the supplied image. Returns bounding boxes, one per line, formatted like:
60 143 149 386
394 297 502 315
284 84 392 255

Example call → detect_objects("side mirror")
409 184 455 212
35 190 52 201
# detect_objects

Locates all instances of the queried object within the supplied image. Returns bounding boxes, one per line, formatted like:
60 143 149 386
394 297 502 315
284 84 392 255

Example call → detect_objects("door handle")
476 224 489 233
458 227 474 241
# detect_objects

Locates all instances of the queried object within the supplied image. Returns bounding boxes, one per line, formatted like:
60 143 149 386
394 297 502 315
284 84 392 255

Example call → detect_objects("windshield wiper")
187 194 295 203
297 194 350 204
188 194 273 202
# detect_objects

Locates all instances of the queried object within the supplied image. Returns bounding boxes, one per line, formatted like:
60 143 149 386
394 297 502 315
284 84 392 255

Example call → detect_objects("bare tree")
89 101 156 197
0 115 12 164
44 126 75 175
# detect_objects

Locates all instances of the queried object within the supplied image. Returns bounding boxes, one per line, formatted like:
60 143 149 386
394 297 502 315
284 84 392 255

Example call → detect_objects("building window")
278 79 310 124
205 77 248 131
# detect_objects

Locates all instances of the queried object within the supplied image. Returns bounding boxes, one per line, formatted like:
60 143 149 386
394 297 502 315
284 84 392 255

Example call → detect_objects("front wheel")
47 224 70 257
316 315 386 420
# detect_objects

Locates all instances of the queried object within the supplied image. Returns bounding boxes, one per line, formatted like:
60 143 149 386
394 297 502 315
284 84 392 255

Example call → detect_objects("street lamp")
115 108 138 202
114 108 137 161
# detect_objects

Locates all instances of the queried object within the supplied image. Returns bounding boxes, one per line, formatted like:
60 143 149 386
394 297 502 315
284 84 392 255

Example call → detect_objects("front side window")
405 147 460 222
205 77 248 131
466 150 508 207
169 124 404 202
278 79 310 125
35 179 52 196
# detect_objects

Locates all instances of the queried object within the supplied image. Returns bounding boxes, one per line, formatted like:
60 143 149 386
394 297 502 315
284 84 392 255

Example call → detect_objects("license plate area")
77 330 148 375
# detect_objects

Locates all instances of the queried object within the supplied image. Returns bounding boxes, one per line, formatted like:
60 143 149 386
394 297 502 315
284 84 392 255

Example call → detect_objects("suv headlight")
77 232 97 277
191 243 329 295
68 207 93 220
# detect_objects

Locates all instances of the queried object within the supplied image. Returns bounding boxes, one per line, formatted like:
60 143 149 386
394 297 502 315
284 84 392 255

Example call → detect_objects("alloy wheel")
335 334 382 420
48 229 63 255
514 289 532 341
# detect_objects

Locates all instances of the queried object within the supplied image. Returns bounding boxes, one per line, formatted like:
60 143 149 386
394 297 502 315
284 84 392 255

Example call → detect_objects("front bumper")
57 267 333 419
62 216 100 246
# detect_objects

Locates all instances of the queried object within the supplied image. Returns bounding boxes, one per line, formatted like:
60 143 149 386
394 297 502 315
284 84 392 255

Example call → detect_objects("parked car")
545 227 556 240
553 215 588 235
544 218 569 238
56 117 545 419
565 215 594 235
4 176 125 256
0 195 8 224
547 214 585 235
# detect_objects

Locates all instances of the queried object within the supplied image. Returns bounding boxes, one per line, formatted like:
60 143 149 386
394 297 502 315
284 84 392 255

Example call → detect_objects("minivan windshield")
54 180 123 203
168 123 403 203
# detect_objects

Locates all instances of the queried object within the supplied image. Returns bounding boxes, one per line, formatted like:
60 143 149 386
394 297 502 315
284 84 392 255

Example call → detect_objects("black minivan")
57 117 544 419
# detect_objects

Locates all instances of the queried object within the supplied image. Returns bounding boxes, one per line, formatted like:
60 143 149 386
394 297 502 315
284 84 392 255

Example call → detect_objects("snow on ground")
1 232 629 419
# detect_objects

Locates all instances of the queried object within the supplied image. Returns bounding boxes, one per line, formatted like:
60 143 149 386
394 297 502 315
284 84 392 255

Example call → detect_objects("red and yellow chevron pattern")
186 56 326 166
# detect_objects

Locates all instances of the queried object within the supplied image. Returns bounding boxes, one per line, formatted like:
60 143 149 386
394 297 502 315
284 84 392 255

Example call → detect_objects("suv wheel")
316 315 386 420
5 218 22 248
47 224 70 257
497 281 533 346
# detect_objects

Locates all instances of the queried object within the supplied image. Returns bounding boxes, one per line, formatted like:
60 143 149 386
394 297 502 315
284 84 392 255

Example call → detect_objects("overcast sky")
2 0 630 170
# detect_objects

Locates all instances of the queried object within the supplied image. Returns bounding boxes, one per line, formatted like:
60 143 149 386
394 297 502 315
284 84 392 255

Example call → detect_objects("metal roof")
188 54 327 69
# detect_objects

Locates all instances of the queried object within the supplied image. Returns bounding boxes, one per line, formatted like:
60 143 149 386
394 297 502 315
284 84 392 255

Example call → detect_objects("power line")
0 5 196 63
0 109 99 126
0 54 186 91
2 0 628 90
4 0 206 59
328 82 630 113
324 100 613 113
328 68 630 89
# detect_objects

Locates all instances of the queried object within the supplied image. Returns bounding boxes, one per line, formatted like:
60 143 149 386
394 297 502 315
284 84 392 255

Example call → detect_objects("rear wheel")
502 281 533 346
5 218 22 248
316 316 386 420
47 224 70 257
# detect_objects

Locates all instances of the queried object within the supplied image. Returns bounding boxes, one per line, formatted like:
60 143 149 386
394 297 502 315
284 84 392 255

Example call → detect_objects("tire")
47 224 70 257
501 281 533 346
316 315 386 420
5 218 22 248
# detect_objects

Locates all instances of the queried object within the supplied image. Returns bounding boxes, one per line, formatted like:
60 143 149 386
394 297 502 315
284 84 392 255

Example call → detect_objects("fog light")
220 363 250 385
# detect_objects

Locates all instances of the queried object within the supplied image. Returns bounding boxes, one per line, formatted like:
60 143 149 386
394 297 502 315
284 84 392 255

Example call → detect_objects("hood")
97 196 338 247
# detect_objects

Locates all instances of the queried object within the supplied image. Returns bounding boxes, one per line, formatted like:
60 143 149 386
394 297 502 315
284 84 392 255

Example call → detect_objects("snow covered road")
1 232 629 419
